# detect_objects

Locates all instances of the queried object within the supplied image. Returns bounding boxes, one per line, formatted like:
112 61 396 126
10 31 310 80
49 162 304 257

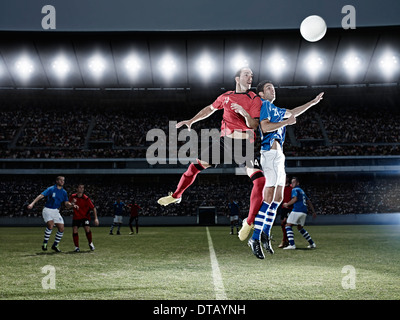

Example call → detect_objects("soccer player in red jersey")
158 67 265 240
69 183 99 252
128 202 141 234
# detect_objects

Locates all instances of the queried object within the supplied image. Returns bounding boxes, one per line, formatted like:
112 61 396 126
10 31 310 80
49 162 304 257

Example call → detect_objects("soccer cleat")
74 247 80 252
51 244 61 253
89 243 95 251
157 192 182 206
261 232 274 255
238 218 254 241
42 243 48 251
248 238 265 259
278 241 289 248
307 243 316 249
283 244 296 250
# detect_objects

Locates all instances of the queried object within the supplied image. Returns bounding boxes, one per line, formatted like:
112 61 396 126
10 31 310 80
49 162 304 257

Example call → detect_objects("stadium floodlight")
124 54 142 77
379 52 399 77
88 54 106 77
158 53 177 79
196 53 215 80
52 56 70 79
231 53 250 72
268 54 287 77
343 53 362 76
304 53 324 77
15 56 34 79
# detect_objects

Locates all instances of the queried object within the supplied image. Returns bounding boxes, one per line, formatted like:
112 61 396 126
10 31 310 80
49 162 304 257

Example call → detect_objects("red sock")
73 232 79 247
86 231 92 244
172 162 204 199
247 171 265 225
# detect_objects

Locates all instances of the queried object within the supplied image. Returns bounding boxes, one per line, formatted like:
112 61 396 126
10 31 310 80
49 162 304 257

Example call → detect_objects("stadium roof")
0 27 399 90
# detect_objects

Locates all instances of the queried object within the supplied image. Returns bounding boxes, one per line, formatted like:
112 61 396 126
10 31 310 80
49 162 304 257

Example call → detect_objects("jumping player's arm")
285 92 324 118
27 194 45 209
176 105 217 131
64 201 78 210
260 115 296 133
230 103 259 130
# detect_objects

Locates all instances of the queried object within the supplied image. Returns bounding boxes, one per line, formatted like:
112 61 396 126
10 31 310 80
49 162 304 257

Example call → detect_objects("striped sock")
251 202 270 241
285 226 295 246
43 227 52 244
299 228 314 245
262 202 279 238
53 231 63 245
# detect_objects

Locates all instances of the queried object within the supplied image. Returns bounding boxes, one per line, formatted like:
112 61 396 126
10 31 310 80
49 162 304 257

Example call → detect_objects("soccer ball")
300 15 327 42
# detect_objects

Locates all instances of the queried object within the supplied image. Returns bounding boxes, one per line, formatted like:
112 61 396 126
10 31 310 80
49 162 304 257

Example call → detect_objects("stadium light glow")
124 54 142 77
231 53 250 72
88 54 106 76
343 53 362 76
304 53 324 77
268 54 287 76
196 53 215 80
158 54 177 79
52 56 70 78
379 52 399 77
15 56 34 79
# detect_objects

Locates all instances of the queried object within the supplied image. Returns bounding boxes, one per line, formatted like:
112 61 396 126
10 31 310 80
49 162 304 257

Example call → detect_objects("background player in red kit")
278 176 293 248
70 183 99 252
128 201 141 235
158 67 266 241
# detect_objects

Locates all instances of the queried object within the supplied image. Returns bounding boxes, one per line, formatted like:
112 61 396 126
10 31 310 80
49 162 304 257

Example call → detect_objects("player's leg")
279 216 289 248
129 217 134 234
238 167 265 241
297 220 316 248
52 222 64 252
284 222 295 249
157 159 209 206
42 219 54 251
135 217 139 234
84 224 95 250
72 223 80 251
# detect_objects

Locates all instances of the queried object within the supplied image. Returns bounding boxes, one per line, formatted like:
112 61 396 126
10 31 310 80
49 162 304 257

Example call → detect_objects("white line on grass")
206 226 227 300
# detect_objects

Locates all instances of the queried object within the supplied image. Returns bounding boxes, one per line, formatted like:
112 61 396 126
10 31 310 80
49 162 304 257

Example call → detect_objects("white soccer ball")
300 15 327 42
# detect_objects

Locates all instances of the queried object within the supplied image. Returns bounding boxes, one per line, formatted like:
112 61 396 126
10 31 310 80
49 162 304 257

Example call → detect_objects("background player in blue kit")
109 197 127 235
283 176 317 250
27 176 78 252
227 198 240 235
247 80 323 259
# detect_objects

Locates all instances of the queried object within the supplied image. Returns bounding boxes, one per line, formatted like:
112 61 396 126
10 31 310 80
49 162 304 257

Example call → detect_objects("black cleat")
42 243 48 251
248 238 265 259
51 244 61 253
261 232 274 255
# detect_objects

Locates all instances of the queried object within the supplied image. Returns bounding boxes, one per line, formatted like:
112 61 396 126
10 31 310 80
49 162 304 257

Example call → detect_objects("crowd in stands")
0 101 399 158
1 174 399 219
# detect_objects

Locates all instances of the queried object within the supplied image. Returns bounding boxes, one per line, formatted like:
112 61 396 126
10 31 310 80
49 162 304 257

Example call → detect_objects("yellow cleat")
238 218 254 241
157 192 182 206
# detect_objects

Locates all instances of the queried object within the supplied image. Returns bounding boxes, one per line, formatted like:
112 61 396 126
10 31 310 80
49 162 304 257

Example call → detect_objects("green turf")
0 225 399 300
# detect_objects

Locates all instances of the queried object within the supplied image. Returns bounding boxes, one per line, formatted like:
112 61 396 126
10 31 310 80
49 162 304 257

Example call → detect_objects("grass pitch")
0 225 399 300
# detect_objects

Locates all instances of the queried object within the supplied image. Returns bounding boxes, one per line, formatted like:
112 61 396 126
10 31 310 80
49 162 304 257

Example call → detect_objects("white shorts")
42 207 64 224
286 211 307 226
113 215 123 223
230 215 239 222
260 149 286 187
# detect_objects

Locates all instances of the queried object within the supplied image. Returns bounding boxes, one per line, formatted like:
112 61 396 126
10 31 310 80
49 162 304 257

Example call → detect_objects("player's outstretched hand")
176 120 192 131
311 92 324 106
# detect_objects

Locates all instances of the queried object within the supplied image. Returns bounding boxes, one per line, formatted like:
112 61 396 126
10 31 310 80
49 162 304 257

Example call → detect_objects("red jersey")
212 90 262 137
128 204 141 217
283 185 293 210
69 193 95 220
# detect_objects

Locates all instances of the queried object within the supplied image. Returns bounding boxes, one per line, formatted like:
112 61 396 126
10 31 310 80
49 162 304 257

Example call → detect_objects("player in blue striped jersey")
247 80 323 259
282 177 317 249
